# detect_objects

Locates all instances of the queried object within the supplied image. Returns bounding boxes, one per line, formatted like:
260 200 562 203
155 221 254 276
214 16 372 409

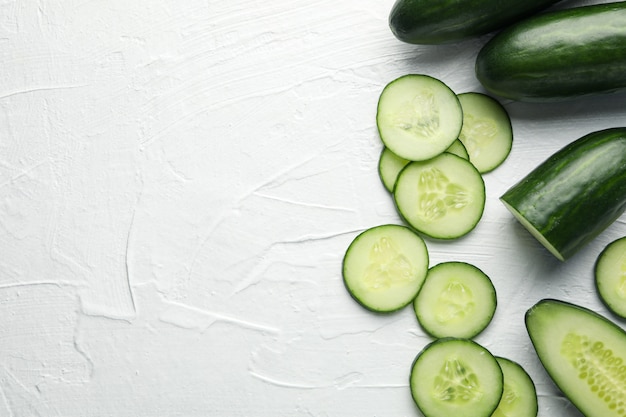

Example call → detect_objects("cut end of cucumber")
500 197 565 262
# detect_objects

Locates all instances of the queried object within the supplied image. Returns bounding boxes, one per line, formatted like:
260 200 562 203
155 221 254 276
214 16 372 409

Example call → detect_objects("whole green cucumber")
501 128 626 261
388 0 563 45
475 2 626 101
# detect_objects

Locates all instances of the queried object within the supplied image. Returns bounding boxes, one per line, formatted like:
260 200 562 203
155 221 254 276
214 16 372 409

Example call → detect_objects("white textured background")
1 0 625 416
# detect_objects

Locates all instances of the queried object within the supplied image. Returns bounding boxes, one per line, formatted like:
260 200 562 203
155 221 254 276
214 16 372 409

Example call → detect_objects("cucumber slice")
413 261 497 339
410 338 504 417
393 152 486 239
492 357 538 417
457 92 513 173
379 147 411 193
595 236 626 319
379 141 469 192
526 299 626 417
342 224 429 313
376 74 463 161
446 138 470 160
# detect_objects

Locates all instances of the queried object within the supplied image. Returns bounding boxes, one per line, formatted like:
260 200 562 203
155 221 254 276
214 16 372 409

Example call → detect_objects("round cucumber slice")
393 153 486 239
376 74 463 161
379 147 410 193
410 338 504 417
457 92 513 173
342 224 429 313
493 357 538 417
594 236 626 319
413 261 497 339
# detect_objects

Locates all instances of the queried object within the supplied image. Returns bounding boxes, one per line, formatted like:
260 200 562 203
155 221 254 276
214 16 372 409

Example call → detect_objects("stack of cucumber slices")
342 74 542 417
377 74 513 240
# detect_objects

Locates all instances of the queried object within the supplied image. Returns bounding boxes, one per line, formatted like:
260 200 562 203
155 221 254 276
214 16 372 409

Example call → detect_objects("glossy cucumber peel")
501 128 626 261
475 2 626 101
526 299 626 417
389 0 563 45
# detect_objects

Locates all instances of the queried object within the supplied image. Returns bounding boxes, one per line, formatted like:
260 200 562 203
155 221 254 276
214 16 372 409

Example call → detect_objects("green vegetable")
413 261 496 339
457 92 513 174
376 74 462 161
526 299 626 417
410 338 503 417
389 0 563 45
492 357 538 417
501 128 626 261
342 224 429 312
595 236 626 319
475 2 626 101
394 152 486 240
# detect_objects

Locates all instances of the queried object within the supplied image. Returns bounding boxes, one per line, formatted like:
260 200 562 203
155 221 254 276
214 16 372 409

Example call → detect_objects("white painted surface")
0 0 624 416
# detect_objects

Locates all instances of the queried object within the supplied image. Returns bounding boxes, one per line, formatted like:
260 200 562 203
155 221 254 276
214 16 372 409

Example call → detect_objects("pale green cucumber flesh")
410 338 503 417
342 224 429 313
414 261 496 339
526 299 626 417
457 92 513 173
378 141 468 192
394 153 486 239
492 357 538 417
376 74 462 161
595 236 626 319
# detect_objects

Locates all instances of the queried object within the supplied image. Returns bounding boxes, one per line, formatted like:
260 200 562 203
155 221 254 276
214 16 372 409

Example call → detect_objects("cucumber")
342 224 429 313
457 92 513 174
394 152 486 239
378 141 468 192
595 236 626 319
501 128 626 261
446 139 470 161
525 299 626 417
492 357 538 417
413 261 496 339
389 0 563 45
376 74 463 161
410 338 503 417
475 2 626 102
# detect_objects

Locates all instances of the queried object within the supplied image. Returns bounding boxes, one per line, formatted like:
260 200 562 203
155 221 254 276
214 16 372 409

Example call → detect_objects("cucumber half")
376 74 463 161
394 152 486 239
342 224 429 313
526 299 626 417
595 236 626 319
413 261 497 339
410 338 504 417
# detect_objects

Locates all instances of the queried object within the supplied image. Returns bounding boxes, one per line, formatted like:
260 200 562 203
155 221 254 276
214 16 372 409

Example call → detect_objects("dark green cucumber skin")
501 128 626 260
475 2 626 101
388 0 563 45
